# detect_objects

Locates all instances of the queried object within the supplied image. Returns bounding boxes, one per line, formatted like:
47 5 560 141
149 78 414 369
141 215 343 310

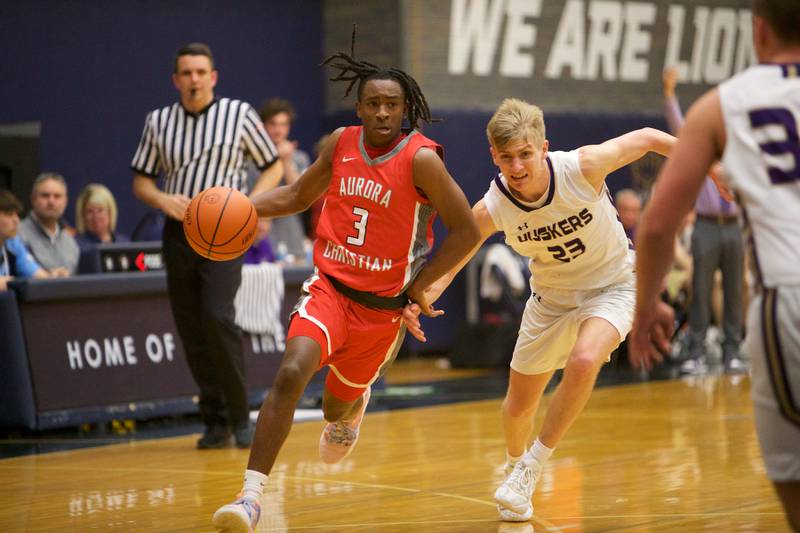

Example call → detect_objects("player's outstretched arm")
406 148 481 316
250 128 343 219
578 127 676 191
630 88 725 370
404 199 497 341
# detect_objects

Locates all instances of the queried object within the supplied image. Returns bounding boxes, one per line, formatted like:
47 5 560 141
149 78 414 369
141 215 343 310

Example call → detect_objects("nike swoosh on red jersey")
341 156 358 162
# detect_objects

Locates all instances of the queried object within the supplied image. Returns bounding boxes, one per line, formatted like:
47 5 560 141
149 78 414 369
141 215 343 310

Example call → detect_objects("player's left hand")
402 302 444 342
406 276 448 318
629 300 675 371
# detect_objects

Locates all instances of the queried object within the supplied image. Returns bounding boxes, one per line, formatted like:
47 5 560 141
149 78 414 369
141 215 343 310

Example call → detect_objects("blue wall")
0 0 323 234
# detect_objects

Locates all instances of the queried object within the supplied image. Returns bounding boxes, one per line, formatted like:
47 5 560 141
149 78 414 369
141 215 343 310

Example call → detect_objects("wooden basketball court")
0 371 789 532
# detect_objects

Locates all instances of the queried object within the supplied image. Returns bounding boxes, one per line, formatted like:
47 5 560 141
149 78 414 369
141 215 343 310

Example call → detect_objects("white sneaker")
495 460 539 519
725 356 748 374
212 496 261 532
319 386 371 464
497 503 533 522
680 357 708 375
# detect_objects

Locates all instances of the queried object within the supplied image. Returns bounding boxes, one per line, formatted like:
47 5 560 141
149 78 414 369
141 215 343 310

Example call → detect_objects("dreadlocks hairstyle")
321 26 437 131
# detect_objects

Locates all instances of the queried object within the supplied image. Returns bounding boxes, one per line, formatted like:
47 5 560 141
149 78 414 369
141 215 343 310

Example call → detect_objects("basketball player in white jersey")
403 98 676 521
630 1 800 529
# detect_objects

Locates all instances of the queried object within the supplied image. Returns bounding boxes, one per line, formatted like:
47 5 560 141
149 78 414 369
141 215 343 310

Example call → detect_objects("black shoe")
197 425 231 449
234 421 254 449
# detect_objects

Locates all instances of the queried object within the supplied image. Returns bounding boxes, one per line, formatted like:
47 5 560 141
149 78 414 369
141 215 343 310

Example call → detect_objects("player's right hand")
162 193 191 221
629 300 675 371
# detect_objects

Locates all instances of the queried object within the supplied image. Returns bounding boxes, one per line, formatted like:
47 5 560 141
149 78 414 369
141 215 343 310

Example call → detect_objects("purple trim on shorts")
779 63 800 78
761 288 800 429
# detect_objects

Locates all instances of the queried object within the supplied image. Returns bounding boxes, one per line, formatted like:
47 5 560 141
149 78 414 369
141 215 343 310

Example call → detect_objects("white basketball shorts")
510 273 635 375
746 286 800 482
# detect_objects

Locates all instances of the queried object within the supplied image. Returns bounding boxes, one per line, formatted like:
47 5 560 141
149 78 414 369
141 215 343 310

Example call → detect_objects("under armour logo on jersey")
517 222 529 231
341 156 358 163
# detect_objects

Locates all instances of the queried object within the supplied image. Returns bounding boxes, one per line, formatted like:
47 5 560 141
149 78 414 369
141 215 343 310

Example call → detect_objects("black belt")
328 275 408 310
697 213 738 224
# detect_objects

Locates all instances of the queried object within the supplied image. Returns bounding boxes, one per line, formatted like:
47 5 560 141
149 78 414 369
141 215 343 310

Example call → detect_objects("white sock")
506 451 524 467
242 469 268 501
525 439 554 469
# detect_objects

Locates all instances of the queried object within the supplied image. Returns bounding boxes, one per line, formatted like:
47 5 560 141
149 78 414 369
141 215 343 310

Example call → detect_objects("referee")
131 43 282 449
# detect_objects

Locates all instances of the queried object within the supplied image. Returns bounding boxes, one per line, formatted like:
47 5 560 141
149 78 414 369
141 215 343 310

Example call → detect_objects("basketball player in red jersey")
212 49 480 531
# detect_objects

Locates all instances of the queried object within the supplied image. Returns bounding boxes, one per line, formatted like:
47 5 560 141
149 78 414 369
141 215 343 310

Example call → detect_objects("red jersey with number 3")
314 126 443 297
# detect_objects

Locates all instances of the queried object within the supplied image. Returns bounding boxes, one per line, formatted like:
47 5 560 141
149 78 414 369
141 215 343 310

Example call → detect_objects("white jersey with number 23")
483 150 633 292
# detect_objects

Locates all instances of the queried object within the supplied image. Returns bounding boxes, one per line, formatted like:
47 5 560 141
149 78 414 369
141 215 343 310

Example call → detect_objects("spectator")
74 183 130 251
18 172 78 275
251 98 310 261
614 188 641 244
662 67 746 375
0 189 49 290
131 42 281 450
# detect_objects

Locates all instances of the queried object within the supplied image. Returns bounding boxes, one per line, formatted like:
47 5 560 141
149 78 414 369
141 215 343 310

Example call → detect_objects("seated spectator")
614 188 641 244
250 98 309 259
74 183 130 251
0 189 50 290
244 219 275 264
18 172 79 275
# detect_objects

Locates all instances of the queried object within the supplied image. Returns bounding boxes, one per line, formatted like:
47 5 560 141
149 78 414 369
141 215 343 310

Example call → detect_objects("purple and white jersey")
720 64 800 288
483 150 632 291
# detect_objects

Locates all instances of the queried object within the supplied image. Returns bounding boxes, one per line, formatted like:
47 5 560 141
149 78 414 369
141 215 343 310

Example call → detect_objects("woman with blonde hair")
74 183 129 250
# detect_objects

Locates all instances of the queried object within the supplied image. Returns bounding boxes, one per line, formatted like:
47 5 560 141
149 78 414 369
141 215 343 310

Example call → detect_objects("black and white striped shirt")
131 98 278 197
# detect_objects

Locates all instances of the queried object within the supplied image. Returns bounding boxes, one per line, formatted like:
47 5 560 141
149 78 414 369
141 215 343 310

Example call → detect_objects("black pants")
162 218 248 429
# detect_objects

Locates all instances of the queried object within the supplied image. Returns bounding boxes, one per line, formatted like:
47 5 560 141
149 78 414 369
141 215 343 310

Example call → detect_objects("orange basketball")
182 186 258 261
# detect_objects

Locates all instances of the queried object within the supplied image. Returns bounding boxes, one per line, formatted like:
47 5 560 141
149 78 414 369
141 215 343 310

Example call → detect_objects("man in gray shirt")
18 172 79 275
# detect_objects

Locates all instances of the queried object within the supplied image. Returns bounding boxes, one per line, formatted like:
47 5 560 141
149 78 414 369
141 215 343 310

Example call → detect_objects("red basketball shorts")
287 272 405 401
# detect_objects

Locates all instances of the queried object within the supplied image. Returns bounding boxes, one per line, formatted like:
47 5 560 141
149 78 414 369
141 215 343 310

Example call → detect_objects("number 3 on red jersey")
346 207 369 246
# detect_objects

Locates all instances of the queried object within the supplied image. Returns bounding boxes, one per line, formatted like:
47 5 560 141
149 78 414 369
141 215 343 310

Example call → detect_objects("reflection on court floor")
0 369 789 532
